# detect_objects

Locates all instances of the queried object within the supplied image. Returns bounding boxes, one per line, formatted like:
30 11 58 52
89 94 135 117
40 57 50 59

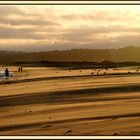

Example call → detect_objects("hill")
0 46 140 64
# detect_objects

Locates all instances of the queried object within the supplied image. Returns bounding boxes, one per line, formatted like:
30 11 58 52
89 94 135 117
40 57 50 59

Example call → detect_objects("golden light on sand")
0 65 140 135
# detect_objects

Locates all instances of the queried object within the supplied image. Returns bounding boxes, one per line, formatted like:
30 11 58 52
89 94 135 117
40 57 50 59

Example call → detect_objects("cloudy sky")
0 5 140 52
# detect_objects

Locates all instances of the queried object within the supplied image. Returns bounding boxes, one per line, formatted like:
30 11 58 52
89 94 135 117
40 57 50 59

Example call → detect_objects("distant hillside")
0 46 140 64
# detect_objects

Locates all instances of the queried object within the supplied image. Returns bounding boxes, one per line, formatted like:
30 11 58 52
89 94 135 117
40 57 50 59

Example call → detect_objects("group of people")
18 67 23 72
4 66 23 79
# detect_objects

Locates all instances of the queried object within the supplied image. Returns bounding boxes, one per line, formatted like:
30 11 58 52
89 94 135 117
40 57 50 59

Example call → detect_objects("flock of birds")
65 67 140 76
91 68 140 76
0 66 140 80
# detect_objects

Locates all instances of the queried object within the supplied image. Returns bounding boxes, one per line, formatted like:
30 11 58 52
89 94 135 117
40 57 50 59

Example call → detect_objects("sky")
0 5 140 52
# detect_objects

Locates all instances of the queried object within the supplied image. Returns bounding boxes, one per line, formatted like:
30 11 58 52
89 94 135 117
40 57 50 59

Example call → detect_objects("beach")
0 66 140 136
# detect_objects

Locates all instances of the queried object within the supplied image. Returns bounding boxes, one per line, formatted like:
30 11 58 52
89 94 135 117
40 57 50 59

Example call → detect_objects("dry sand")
0 66 140 136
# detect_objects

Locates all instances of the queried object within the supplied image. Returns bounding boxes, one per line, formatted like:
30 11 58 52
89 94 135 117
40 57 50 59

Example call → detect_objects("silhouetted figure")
18 67 23 72
18 67 21 72
5 68 9 79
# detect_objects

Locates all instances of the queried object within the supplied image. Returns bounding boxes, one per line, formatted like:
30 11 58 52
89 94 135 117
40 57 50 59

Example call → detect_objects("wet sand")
0 66 140 136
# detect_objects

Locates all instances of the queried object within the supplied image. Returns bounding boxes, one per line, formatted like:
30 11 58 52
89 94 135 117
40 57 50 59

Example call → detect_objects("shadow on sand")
0 84 140 107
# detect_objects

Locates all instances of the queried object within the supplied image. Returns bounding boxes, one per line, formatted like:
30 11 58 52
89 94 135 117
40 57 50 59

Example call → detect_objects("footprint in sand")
113 132 118 136
42 124 52 128
28 110 33 113
112 116 119 120
64 130 72 134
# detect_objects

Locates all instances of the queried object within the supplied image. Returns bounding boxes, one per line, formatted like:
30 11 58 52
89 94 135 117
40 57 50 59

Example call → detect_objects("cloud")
0 14 59 27
0 5 140 51
0 6 25 16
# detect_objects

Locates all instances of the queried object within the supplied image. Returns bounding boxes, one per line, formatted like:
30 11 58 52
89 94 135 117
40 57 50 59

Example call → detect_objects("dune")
0 66 140 136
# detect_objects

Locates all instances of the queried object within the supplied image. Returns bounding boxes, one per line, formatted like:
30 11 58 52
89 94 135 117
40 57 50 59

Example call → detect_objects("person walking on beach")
5 68 9 79
18 67 21 72
18 67 23 72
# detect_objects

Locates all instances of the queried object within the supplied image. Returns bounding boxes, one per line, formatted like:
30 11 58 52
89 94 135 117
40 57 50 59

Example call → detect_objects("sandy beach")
0 66 140 136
